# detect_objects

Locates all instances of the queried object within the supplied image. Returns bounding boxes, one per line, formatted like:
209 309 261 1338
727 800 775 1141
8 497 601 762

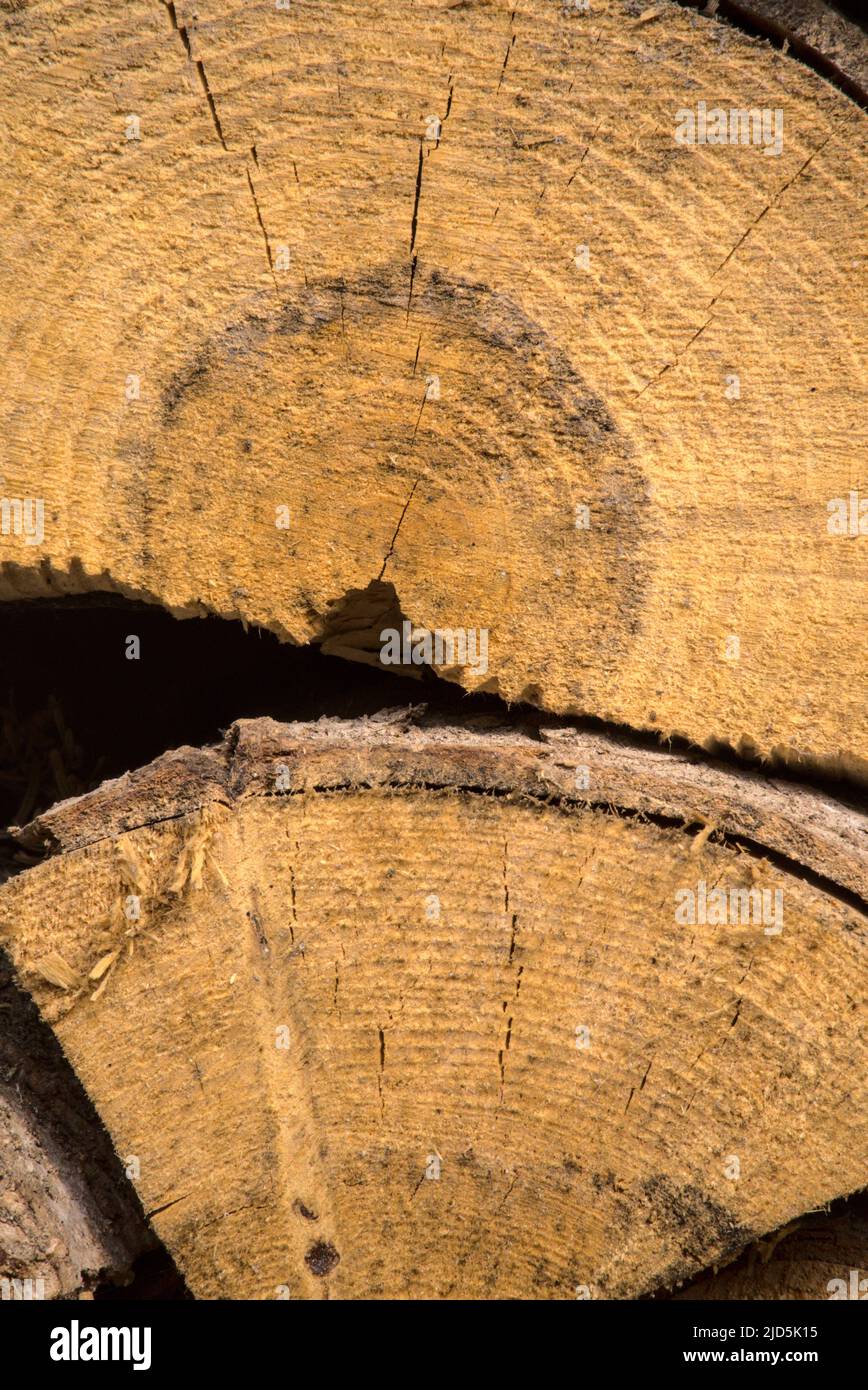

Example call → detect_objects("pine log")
0 715 864 1299
0 1 866 776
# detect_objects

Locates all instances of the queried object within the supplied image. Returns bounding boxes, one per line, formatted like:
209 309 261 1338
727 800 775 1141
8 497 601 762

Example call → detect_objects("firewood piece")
1 717 864 1299
0 2 865 774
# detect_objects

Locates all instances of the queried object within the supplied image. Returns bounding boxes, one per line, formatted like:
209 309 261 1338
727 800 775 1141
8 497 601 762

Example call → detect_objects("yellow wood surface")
0 1 865 772
2 719 865 1299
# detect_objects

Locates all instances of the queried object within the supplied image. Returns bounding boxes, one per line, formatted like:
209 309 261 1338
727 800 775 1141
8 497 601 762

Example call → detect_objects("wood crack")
378 479 420 579
712 136 831 277
162 2 228 150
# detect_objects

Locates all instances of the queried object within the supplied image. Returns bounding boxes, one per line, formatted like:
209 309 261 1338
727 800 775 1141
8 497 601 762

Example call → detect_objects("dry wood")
0 0 865 777
0 0 865 1309
1 716 864 1299
0 945 153 1299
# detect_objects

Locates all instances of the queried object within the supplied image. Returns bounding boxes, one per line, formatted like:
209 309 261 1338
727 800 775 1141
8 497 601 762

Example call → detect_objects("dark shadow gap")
0 591 504 835
0 591 863 848
93 1246 192 1301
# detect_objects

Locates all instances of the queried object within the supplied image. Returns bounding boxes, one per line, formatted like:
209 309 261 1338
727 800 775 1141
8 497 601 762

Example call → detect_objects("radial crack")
636 314 715 397
378 480 420 579
161 2 228 150
712 137 831 277
245 167 279 289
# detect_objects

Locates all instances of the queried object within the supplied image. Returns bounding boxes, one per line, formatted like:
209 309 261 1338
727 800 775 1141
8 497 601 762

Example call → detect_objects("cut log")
1 716 864 1299
0 1 866 775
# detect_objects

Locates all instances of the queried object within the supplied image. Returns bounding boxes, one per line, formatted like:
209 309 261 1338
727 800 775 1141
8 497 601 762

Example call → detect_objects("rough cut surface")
1 717 864 1299
0 0 865 775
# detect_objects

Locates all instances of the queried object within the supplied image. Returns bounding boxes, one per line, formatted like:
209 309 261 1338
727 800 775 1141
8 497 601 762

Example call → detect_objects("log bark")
0 0 866 776
672 1193 868 1300
0 941 154 1299
709 0 868 101
1 715 864 1299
